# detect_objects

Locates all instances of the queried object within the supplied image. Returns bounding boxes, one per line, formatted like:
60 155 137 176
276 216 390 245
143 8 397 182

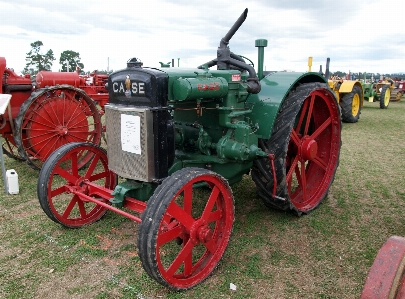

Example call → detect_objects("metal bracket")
110 180 144 208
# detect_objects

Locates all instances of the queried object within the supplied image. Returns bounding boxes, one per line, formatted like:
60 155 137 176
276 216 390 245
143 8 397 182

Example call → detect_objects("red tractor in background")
0 57 108 169
392 79 405 101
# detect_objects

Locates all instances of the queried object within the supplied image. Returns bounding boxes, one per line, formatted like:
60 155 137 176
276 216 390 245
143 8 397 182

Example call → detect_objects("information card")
121 114 141 154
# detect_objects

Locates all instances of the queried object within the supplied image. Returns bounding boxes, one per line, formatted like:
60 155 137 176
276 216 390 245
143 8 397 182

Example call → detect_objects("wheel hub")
56 125 68 136
197 226 213 243
300 137 318 161
190 220 212 243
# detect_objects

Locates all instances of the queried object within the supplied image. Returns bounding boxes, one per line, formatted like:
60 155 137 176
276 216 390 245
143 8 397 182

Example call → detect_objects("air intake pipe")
198 8 261 94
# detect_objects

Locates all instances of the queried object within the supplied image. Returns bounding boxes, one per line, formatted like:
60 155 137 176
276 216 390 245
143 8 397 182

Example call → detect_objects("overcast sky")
1 0 405 75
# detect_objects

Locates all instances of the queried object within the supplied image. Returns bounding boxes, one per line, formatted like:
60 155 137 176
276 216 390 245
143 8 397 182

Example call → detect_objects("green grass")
0 99 404 298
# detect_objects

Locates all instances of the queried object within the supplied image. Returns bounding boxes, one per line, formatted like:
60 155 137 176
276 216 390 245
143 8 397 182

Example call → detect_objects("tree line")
330 71 405 81
23 40 112 78
23 40 405 81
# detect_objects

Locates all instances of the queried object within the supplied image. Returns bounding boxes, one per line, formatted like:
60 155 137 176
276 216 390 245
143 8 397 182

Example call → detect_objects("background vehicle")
309 57 363 123
0 58 108 169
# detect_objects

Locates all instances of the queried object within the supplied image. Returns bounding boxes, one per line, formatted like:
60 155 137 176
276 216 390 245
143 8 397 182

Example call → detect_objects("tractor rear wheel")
251 82 341 215
15 85 102 170
37 142 117 228
380 85 390 109
1 134 24 160
340 85 362 123
138 168 234 290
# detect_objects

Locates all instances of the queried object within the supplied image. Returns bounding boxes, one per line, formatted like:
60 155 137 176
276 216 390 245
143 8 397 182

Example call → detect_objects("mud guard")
246 71 327 139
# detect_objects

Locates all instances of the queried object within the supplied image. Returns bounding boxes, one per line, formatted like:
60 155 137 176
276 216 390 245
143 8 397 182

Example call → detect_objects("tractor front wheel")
340 85 362 123
37 142 117 228
138 168 234 290
15 85 102 170
252 82 341 215
380 85 390 109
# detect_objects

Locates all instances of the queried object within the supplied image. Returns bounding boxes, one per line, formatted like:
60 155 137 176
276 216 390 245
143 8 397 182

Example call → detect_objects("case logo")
112 75 145 98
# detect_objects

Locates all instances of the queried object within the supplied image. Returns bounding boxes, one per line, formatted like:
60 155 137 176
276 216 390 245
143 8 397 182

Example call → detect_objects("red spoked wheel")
252 82 341 215
138 168 234 290
37 142 117 228
15 85 102 170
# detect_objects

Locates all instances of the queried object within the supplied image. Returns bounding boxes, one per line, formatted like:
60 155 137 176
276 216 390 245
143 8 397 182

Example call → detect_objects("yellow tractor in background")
309 57 363 123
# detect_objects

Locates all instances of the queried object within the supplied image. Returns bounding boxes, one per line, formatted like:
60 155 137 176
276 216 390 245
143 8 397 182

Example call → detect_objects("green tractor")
37 9 342 290
361 74 393 109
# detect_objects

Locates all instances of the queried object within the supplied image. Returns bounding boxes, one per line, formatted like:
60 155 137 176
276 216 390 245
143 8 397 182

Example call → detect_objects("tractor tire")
15 85 102 170
138 167 234 290
379 85 390 109
251 82 341 215
340 85 362 123
37 142 117 228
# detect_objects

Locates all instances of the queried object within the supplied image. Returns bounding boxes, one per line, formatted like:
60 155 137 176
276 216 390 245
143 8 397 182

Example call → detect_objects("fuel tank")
36 71 85 88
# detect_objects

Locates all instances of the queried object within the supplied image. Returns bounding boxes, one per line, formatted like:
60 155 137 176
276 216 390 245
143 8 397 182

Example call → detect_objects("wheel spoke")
166 201 195 230
61 195 79 219
157 225 184 246
23 115 59 129
53 165 79 184
286 155 299 183
166 240 194 276
50 185 68 197
184 249 193 277
85 154 101 179
201 186 220 221
48 95 62 126
304 94 315 135
88 171 110 182
294 163 302 187
183 184 193 214
299 160 307 200
203 239 218 254
290 130 300 147
77 200 88 219
312 156 327 171
206 209 222 222
295 98 309 134
70 152 79 176
309 117 331 140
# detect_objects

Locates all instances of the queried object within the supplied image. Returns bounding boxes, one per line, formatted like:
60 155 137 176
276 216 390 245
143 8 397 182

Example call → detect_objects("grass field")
0 99 404 299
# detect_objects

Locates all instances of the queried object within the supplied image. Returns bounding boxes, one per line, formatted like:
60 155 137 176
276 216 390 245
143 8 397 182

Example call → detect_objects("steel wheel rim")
156 174 234 288
384 89 391 106
47 145 115 227
286 89 340 211
352 93 360 116
21 88 101 168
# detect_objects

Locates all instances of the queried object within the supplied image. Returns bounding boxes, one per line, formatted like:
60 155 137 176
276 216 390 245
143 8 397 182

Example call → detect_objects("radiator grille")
105 104 154 182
